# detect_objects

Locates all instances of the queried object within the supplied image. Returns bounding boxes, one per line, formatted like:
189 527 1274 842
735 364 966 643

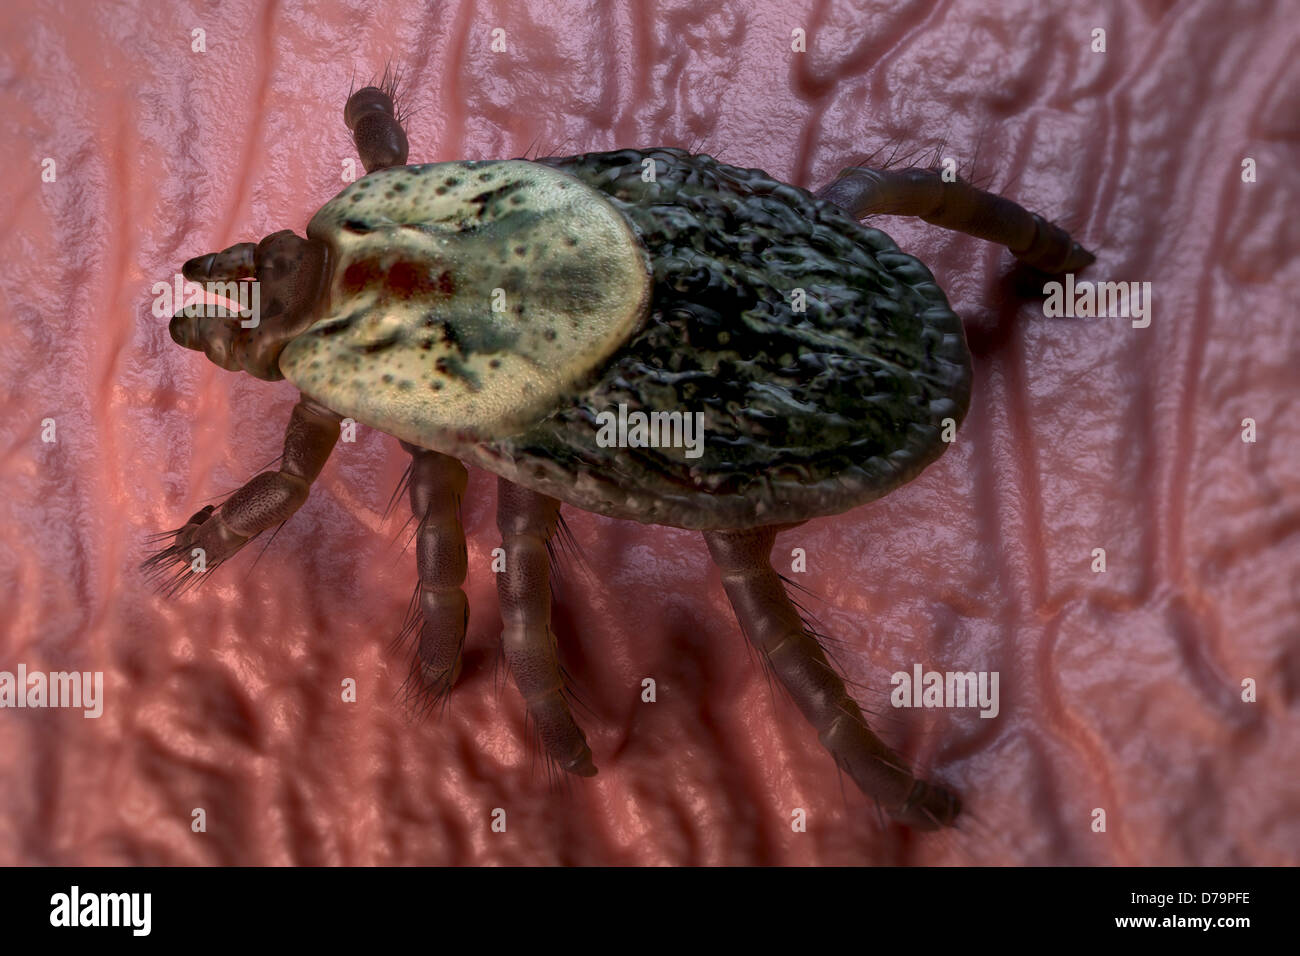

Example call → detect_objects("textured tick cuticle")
280 160 652 442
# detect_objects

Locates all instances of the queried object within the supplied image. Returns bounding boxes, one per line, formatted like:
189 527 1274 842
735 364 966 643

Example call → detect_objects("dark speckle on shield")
435 354 481 390
317 312 360 337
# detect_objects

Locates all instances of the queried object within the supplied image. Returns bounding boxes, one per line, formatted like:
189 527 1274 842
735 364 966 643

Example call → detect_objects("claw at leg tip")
567 752 598 777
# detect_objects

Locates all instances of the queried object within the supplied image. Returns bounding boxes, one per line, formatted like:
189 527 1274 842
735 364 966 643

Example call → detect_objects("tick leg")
816 165 1094 274
495 478 596 777
180 241 256 282
399 441 469 710
703 526 959 830
345 75 409 173
143 395 340 592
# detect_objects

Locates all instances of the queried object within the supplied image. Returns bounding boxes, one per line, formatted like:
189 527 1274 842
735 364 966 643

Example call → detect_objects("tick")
147 77 1094 830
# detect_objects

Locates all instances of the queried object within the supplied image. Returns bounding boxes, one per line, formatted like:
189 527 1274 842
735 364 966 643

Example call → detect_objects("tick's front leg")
143 395 340 592
495 478 596 777
345 75 409 173
398 442 469 712
703 526 959 830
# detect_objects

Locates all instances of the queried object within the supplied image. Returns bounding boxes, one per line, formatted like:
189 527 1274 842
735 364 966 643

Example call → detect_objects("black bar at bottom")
0 865 1282 943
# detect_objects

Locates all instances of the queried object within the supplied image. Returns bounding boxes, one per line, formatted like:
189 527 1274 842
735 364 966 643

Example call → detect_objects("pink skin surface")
0 0 1296 865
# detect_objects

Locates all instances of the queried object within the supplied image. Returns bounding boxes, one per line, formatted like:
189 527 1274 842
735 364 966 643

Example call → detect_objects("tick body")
150 82 1095 831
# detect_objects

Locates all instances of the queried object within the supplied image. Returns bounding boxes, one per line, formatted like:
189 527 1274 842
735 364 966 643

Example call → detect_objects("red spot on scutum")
387 261 424 295
340 260 456 299
341 260 382 294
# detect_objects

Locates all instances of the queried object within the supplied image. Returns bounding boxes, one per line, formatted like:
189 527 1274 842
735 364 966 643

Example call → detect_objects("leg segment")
495 478 595 777
816 166 1094 274
143 395 340 590
703 526 959 829
400 442 469 709
345 76 409 173
181 241 256 282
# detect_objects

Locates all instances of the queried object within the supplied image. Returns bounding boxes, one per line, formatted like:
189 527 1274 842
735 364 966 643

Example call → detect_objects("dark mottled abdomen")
473 148 972 530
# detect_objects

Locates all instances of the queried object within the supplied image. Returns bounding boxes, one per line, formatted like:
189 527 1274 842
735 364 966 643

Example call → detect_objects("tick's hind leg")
345 67 410 173
142 395 340 594
816 165 1094 274
397 442 469 714
703 526 959 830
495 478 596 777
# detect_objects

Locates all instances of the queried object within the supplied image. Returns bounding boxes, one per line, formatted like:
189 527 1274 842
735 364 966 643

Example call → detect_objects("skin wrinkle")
0 0 1297 865
1166 176 1235 665
1037 613 1136 865
980 117 1107 855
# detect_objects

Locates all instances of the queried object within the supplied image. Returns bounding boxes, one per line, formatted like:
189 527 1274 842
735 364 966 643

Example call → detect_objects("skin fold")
0 0 1296 865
